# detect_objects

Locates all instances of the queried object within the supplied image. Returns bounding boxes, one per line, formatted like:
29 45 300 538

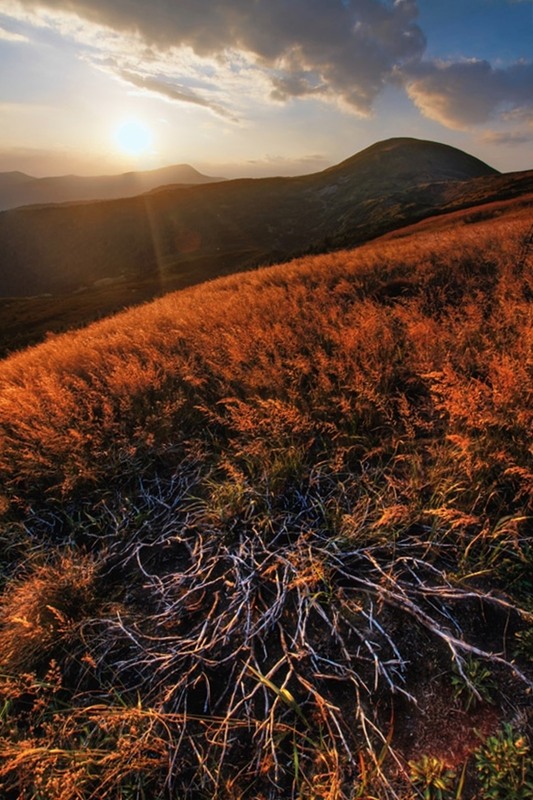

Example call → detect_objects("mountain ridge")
0 136 531 355
0 163 225 211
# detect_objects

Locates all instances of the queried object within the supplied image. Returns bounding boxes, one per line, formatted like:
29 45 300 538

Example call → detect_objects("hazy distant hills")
0 137 531 354
0 164 224 211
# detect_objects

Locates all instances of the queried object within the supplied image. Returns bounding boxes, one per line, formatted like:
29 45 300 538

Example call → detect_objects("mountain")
322 136 499 182
0 170 35 187
0 163 224 211
0 137 531 355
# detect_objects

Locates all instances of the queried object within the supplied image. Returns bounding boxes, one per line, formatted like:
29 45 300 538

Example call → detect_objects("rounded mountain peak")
324 137 499 183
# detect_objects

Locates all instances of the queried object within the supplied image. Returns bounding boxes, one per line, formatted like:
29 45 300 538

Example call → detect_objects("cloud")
402 58 533 128
270 72 326 102
205 152 331 179
115 68 238 120
481 129 533 146
6 0 533 133
246 152 328 167
0 25 29 42
12 0 426 115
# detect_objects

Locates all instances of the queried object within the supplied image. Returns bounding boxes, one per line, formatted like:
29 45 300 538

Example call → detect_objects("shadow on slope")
0 190 531 358
0 137 511 301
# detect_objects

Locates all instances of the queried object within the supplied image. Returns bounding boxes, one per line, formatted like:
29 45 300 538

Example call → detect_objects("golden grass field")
0 203 531 798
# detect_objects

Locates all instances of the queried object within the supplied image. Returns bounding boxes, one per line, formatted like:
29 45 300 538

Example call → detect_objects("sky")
0 0 532 178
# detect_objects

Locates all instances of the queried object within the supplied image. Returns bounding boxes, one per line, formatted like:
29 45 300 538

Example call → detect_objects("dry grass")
0 206 531 798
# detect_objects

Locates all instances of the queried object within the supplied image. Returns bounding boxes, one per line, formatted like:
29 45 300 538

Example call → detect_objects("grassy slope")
0 189 531 362
0 206 531 798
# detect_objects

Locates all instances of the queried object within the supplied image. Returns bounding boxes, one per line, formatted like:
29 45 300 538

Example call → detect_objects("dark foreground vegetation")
0 205 531 798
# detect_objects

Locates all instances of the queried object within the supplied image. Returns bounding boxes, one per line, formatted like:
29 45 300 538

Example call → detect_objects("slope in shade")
1 136 525 303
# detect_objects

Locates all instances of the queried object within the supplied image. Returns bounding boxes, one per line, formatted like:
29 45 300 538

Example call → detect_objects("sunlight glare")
114 120 152 156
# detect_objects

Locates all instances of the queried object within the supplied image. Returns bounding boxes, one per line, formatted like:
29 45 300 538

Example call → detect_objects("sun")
114 120 152 156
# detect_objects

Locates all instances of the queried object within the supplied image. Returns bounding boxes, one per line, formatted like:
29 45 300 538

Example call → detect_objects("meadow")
0 204 531 798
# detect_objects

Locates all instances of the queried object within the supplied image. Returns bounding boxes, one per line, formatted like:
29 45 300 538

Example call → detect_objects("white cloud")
481 129 533 146
113 67 239 121
199 152 331 179
8 0 426 115
0 25 29 42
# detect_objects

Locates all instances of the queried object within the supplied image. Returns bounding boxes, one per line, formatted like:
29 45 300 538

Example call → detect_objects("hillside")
0 163 224 211
321 136 498 182
0 138 506 300
0 171 35 188
0 204 531 799
1 137 531 357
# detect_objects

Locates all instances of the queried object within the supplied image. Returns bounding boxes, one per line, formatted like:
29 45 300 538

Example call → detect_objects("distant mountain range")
0 164 224 211
0 137 531 355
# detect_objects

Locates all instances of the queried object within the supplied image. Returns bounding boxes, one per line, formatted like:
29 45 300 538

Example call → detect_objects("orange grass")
0 207 531 798
0 209 531 506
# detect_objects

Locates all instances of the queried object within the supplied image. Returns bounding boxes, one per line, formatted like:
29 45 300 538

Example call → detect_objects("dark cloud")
16 0 426 114
270 72 325 102
402 59 533 128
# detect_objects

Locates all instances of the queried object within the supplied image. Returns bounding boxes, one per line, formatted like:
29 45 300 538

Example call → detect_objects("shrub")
475 724 533 800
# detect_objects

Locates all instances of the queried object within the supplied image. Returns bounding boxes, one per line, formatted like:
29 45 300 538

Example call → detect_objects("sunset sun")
114 120 152 156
